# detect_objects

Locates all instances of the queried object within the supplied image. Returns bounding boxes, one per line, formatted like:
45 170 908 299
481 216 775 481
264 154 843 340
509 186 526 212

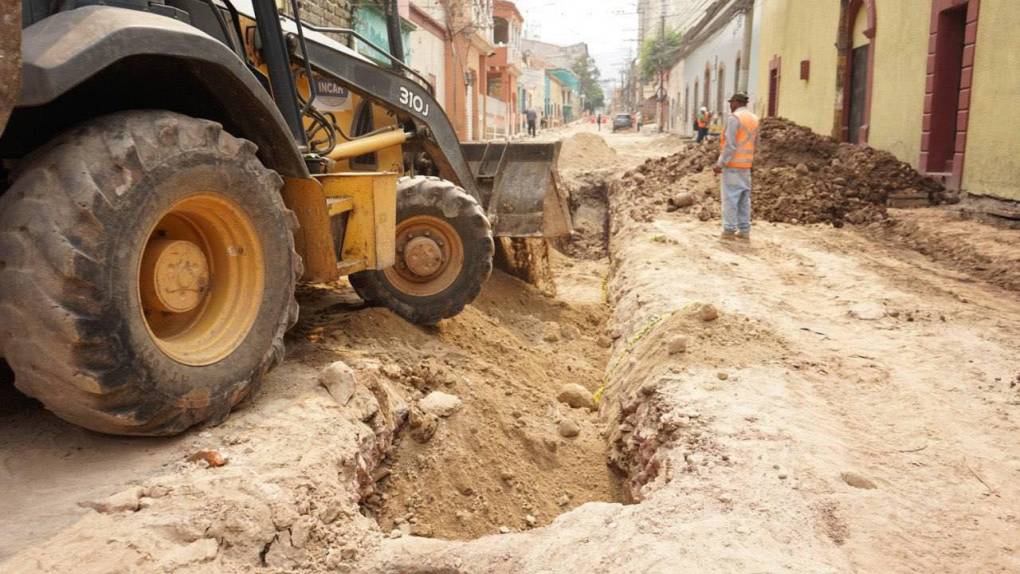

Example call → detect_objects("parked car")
612 113 634 132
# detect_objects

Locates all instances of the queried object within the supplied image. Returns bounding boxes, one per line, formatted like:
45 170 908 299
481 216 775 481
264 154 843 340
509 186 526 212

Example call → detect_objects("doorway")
684 85 689 133
716 64 726 119
767 68 778 117
703 67 711 114
838 0 875 143
925 5 967 174
847 44 869 144
466 83 474 140
693 79 699 116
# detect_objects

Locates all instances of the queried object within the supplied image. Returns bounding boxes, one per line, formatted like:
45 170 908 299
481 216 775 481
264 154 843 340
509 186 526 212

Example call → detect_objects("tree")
572 55 605 112
639 28 682 83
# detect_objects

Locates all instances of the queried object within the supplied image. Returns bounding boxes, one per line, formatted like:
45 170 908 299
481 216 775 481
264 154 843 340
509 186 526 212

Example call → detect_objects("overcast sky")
513 0 640 87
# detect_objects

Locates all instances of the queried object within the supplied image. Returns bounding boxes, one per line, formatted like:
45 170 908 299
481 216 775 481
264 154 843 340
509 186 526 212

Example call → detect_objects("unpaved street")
2 125 1019 573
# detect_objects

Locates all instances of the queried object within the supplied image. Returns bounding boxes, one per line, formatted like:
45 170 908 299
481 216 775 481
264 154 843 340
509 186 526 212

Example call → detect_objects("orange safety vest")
697 116 707 129
720 109 760 169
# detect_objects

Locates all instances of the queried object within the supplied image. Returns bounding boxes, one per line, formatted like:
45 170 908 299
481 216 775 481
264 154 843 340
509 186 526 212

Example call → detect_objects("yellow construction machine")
0 0 570 435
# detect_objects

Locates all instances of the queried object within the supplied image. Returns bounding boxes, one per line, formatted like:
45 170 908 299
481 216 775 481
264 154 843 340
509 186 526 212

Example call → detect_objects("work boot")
736 230 751 241
720 230 738 241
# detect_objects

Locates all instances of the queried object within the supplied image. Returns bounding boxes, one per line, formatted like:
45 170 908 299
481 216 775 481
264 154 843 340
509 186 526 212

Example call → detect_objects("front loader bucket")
461 142 572 238
0 0 21 134
461 142 572 297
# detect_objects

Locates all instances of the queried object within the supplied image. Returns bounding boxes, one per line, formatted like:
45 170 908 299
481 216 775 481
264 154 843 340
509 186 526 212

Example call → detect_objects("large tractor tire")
0 111 300 436
350 176 493 325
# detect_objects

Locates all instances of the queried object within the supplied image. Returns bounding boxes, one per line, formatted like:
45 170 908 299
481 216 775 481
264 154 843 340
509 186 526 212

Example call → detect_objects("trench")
358 171 630 541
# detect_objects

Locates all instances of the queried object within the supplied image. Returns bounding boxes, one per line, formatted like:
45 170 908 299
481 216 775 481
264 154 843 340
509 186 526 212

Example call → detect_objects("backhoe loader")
0 0 570 435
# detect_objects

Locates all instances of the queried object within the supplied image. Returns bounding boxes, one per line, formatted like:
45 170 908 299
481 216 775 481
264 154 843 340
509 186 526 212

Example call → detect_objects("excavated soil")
556 132 618 172
619 117 951 227
552 171 611 260
357 131 632 541
348 269 625 540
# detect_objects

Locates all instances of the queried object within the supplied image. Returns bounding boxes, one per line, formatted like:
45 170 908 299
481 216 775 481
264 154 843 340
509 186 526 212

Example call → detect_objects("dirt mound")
559 132 618 172
616 117 949 227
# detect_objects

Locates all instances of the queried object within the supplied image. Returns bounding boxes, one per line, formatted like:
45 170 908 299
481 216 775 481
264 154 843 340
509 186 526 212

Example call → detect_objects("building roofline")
409 2 447 39
494 0 524 23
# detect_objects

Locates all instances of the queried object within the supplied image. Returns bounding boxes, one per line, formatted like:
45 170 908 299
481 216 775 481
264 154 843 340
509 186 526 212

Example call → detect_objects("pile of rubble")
616 117 949 227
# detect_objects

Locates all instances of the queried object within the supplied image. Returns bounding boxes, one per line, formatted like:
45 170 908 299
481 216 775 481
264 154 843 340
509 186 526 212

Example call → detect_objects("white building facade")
669 0 759 137
408 2 448 108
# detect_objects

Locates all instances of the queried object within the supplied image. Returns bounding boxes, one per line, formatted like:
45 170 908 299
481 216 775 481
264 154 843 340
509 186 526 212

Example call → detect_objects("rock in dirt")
408 408 439 443
667 335 689 354
557 384 596 410
560 323 581 341
319 360 358 405
685 453 707 466
79 486 145 513
187 450 228 468
697 304 720 322
348 384 380 422
717 372 729 381
558 418 581 438
159 538 219 570
841 471 878 490
848 302 887 321
419 391 463 418
542 321 561 343
667 192 696 211
381 362 403 379
525 514 537 527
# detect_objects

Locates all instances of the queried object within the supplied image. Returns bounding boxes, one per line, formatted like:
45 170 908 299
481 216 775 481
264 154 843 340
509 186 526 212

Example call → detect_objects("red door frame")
839 0 877 143
919 0 980 190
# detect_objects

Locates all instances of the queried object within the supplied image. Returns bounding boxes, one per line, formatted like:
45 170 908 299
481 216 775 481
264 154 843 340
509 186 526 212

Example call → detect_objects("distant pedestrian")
596 112 602 131
526 108 538 137
635 111 643 131
713 93 759 241
696 106 709 143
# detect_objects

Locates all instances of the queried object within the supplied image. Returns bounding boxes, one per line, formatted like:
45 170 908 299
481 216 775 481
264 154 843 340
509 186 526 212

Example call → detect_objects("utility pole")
616 68 624 111
658 0 667 132
659 0 665 36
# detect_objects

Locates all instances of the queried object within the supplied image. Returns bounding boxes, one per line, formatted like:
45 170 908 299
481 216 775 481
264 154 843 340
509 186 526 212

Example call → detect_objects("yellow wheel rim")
138 194 264 366
384 215 464 297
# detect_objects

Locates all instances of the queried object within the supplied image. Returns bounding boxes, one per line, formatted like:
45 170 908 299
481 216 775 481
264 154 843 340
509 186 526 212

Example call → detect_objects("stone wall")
283 0 353 30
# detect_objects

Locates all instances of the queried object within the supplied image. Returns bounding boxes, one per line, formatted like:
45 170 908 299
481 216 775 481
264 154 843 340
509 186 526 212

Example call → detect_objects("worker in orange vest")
713 92 760 240
695 107 709 143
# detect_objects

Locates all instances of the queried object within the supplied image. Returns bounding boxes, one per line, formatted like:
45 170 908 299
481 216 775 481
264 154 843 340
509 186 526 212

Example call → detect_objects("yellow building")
546 73 567 127
756 0 1019 202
